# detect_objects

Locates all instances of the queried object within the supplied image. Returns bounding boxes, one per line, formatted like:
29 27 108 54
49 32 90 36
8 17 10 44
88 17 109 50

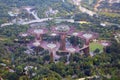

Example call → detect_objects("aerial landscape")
0 0 120 80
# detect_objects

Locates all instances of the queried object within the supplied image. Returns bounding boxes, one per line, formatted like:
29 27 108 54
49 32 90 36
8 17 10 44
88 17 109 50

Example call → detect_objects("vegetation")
90 42 103 52
0 0 75 23
99 12 120 18
0 0 120 80
0 18 119 80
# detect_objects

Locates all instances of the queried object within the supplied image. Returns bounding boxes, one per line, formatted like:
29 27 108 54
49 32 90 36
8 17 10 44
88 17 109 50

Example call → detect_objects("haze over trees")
0 0 120 80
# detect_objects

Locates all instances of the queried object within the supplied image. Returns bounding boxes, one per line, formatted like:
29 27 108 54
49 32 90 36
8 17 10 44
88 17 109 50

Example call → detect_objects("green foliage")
19 76 29 80
0 0 75 19
0 0 120 79
99 12 120 18
90 42 103 52
2 71 18 80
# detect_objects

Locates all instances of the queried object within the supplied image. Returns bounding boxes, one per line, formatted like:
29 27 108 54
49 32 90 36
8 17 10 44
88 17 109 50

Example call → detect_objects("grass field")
90 42 103 52
99 12 120 18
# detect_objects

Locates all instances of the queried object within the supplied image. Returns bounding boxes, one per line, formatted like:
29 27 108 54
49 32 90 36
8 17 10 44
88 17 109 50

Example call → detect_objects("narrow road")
73 0 96 16
94 0 103 11
77 75 99 80
21 18 53 25
1 3 97 27
31 11 40 20
1 23 13 27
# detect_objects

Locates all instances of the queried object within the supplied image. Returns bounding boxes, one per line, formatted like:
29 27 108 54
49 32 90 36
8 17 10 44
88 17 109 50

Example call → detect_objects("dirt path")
94 0 103 11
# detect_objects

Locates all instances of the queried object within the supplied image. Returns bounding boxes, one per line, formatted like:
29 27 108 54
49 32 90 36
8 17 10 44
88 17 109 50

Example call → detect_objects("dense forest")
0 0 76 23
0 21 120 80
0 0 120 80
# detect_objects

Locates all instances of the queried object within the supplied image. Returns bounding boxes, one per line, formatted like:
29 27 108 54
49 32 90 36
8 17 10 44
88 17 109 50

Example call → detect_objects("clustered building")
17 24 99 62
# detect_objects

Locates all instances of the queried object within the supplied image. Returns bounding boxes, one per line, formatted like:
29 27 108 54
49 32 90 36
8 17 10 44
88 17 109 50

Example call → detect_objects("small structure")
79 32 98 55
71 32 82 46
18 24 100 62
51 25 74 51
41 42 60 62
8 7 21 17
22 6 35 13
45 7 58 17
33 41 41 47
28 28 48 41
20 33 28 37
32 40 41 54
100 40 111 52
